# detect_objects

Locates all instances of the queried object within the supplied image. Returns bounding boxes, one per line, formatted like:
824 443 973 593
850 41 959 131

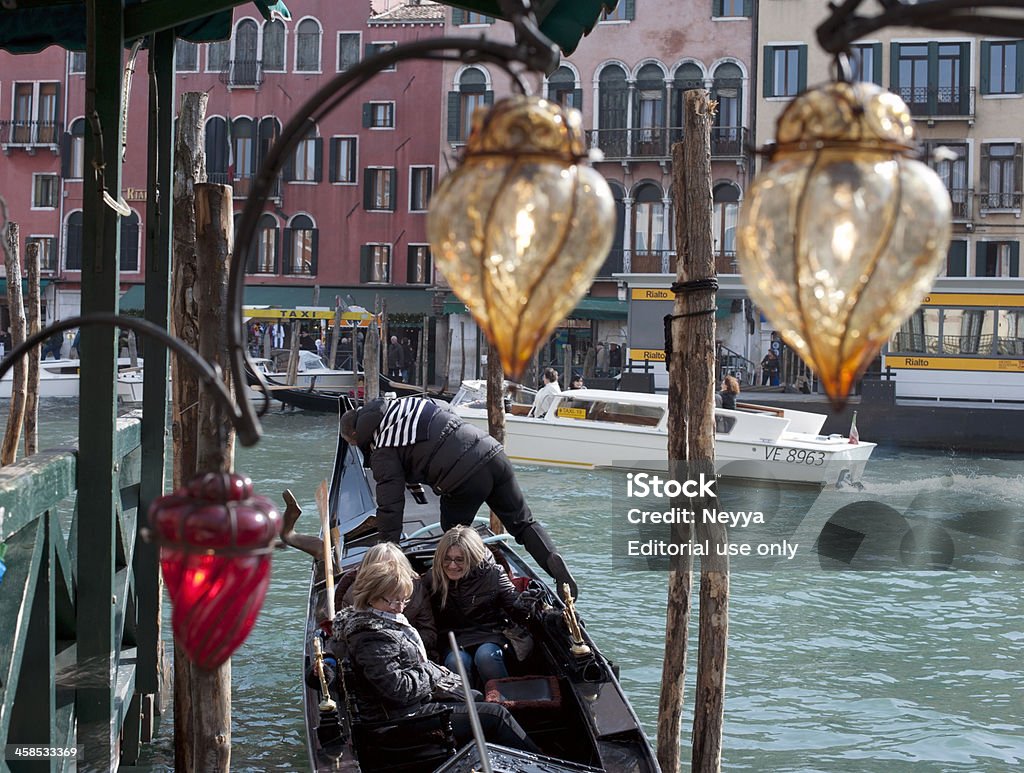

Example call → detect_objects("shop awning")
0 278 51 296
442 293 628 321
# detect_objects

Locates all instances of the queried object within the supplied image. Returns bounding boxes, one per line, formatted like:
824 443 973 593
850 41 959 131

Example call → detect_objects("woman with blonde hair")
336 560 539 752
424 525 531 686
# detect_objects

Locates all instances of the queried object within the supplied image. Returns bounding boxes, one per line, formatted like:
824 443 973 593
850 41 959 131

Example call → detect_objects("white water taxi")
1 357 142 399
450 380 875 486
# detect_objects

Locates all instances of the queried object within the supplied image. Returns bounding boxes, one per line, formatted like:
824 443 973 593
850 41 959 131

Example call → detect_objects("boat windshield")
554 396 664 427
451 381 538 411
298 351 330 371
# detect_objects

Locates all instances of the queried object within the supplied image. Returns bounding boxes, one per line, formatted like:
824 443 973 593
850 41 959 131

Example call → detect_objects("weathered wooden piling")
23 239 41 456
1 214 27 466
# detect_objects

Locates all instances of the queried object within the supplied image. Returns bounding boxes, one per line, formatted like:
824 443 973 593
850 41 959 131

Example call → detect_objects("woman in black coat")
423 526 532 686
332 560 538 752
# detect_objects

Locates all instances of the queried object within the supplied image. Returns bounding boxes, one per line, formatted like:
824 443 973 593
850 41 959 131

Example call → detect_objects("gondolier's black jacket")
352 398 502 542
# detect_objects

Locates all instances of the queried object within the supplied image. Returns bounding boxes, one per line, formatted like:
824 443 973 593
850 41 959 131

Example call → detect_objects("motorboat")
1 357 142 399
301 403 659 771
449 380 875 487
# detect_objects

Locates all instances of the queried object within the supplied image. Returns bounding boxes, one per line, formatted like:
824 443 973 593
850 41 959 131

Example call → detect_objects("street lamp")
427 95 615 380
737 79 951 407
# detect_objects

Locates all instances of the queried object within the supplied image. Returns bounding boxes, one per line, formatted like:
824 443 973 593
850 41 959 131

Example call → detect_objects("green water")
5 404 1022 771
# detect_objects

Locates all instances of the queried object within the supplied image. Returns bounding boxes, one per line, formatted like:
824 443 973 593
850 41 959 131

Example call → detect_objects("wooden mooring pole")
657 88 729 773
486 347 505 534
0 213 27 466
23 240 41 456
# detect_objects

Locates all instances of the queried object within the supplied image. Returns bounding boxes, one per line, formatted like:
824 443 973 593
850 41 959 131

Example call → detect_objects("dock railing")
0 411 160 770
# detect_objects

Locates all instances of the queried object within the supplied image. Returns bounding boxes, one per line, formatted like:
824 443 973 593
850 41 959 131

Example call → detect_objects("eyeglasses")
443 555 466 566
382 597 412 609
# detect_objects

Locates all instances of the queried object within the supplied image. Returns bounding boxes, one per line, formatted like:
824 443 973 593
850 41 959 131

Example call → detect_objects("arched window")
713 182 741 272
263 20 285 72
633 63 665 155
249 213 279 274
205 117 228 182
633 183 665 261
671 62 704 139
711 62 743 154
285 121 321 182
232 19 260 86
597 64 628 157
546 66 579 109
447 67 492 142
231 117 255 187
295 19 321 72
120 210 140 272
63 117 86 179
65 210 83 271
600 181 626 276
284 214 318 275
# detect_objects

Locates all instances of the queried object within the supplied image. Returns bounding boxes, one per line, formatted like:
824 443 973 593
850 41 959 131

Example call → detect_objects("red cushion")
484 676 561 711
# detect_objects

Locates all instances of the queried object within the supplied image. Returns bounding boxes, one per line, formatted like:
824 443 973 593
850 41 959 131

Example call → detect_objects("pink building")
0 0 445 329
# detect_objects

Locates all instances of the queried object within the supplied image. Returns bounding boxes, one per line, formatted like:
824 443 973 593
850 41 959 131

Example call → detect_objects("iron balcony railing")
220 59 264 88
895 85 975 119
979 191 1023 211
0 119 62 148
209 171 282 200
586 126 749 161
596 248 739 276
947 187 973 220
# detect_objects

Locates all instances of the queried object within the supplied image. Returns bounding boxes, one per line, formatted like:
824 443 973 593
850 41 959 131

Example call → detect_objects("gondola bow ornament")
148 472 281 670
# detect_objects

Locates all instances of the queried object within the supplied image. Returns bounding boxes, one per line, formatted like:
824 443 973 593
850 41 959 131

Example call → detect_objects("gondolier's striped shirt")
372 397 438 449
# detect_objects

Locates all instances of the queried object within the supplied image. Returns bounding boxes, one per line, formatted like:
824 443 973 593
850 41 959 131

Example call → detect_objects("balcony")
947 188 973 221
894 85 975 121
710 127 749 159
979 191 1023 213
209 171 281 201
219 59 264 89
0 120 62 154
587 126 750 162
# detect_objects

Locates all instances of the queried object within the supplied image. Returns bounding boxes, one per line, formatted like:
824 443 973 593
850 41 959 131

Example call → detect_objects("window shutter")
328 138 338 183
890 43 900 91
959 43 971 114
282 228 293 274
282 149 295 182
484 90 494 106
947 240 967 277
362 103 372 128
313 138 323 182
870 43 883 85
1016 143 1024 194
447 91 460 141
388 170 397 211
452 8 465 25
573 88 583 110
980 41 991 95
60 132 71 177
712 0 723 16
406 246 415 284
742 0 753 16
1017 42 1024 94
310 230 319 275
273 229 281 274
1010 241 1020 277
975 244 988 278
979 144 991 197
360 245 372 282
246 235 258 274
797 46 808 93
763 48 774 98
363 169 373 210
625 0 635 21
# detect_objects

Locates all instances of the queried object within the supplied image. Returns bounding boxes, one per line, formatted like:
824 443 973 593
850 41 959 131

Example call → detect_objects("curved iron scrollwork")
818 1 1024 55
0 0 558 448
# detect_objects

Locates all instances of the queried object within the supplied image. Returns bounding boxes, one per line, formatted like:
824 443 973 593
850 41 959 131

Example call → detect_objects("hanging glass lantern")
149 472 281 670
428 95 615 380
737 81 951 407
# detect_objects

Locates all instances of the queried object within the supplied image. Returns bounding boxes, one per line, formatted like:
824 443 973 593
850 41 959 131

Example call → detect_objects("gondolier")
341 396 579 597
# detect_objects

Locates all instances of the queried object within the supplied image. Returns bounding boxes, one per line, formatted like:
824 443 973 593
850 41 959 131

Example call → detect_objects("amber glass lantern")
427 95 615 380
737 81 952 406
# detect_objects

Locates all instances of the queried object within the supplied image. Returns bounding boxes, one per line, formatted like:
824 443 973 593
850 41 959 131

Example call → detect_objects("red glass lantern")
149 472 281 670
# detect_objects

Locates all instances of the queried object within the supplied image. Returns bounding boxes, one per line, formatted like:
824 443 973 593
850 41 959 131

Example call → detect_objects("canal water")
7 403 1023 771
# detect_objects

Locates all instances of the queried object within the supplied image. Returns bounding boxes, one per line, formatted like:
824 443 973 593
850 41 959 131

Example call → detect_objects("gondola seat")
484 675 561 713
350 708 458 773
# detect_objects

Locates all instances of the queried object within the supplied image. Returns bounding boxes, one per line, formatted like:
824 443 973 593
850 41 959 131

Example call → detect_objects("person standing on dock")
340 396 579 598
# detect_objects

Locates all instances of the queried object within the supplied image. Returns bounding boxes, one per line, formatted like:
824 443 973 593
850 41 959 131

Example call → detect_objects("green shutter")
313 137 323 182
310 230 319 275
980 41 991 95
890 42 900 92
362 103 372 128
328 138 338 183
763 47 774 98
60 131 71 177
1010 241 1020 277
452 8 465 25
1017 41 1024 94
363 169 373 210
742 0 753 16
388 169 397 212
1016 143 1023 195
573 88 583 110
484 90 494 105
273 228 281 274
947 240 967 277
871 43 883 85
712 0 723 16
406 246 415 284
979 144 990 197
447 91 460 142
975 244 989 277
360 245 372 282
625 0 635 21
797 46 808 93
282 148 295 182
282 228 293 274
959 42 971 114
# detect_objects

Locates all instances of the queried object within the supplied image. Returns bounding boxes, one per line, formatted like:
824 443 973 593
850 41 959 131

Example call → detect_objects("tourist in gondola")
423 526 534 686
332 560 540 753
339 396 579 597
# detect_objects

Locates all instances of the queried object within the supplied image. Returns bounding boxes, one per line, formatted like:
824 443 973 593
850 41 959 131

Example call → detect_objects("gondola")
301 399 660 772
244 361 443 412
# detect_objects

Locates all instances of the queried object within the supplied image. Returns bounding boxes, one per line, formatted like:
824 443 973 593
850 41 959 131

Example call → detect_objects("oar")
316 479 336 621
447 631 492 773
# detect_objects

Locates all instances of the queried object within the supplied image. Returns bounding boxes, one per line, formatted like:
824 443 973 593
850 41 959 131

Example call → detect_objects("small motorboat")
1 357 142 399
450 380 875 487
301 405 659 772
